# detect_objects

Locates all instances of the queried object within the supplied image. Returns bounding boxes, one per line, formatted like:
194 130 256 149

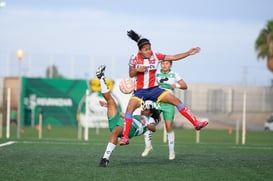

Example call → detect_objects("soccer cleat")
169 152 175 160
96 65 106 79
97 158 109 167
119 137 129 145
141 146 153 157
195 120 208 130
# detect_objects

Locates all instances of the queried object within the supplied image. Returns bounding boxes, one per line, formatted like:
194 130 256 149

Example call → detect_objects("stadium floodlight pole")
16 49 24 139
16 49 24 76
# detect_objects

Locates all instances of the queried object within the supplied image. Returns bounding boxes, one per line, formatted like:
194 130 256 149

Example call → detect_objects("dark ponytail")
150 108 161 125
127 30 151 50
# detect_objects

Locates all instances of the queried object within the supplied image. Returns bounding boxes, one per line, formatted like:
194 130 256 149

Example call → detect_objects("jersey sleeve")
147 117 156 125
128 54 137 68
174 72 183 82
155 53 166 61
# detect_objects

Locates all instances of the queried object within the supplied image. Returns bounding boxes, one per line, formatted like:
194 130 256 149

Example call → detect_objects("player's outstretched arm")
165 47 200 61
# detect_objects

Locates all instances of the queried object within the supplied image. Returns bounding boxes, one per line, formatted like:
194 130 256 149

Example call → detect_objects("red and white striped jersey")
128 51 166 90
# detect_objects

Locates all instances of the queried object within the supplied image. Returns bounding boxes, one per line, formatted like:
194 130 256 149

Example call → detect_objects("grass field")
1 127 273 181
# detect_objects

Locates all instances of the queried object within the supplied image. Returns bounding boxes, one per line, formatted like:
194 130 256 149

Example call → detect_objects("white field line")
1 140 104 147
22 141 273 150
0 141 16 148
2 140 272 151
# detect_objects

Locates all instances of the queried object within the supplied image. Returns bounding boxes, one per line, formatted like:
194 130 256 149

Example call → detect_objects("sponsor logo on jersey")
136 64 156 69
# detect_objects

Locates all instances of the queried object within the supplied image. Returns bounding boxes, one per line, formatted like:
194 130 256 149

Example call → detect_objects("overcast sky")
0 0 272 86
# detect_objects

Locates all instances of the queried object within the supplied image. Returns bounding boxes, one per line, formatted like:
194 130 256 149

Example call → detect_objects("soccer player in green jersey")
96 65 161 167
142 60 187 160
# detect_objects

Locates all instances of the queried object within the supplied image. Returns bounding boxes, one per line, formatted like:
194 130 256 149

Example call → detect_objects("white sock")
103 142 116 160
167 131 175 154
100 77 109 94
144 130 152 148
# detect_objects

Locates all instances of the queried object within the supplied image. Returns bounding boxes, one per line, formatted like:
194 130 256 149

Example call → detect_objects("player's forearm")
165 47 200 61
146 124 156 132
129 67 138 77
177 80 187 89
165 52 190 61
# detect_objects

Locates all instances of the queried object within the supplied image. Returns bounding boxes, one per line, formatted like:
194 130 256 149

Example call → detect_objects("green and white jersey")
132 115 155 136
156 69 182 94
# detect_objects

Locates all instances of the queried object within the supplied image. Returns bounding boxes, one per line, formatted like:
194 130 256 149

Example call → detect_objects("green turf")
0 127 273 181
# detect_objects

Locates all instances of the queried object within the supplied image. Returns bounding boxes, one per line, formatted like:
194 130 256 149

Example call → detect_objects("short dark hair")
162 60 173 65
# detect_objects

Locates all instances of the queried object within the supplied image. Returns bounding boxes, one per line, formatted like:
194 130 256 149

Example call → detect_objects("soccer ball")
119 78 135 94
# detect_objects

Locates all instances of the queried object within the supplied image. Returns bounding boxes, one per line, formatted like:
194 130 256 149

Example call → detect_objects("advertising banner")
22 78 88 126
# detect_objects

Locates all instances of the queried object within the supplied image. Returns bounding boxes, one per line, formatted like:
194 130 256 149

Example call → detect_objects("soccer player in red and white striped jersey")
128 51 165 90
119 30 208 145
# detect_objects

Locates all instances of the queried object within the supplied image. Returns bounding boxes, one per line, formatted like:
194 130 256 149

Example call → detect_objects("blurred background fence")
173 84 273 130
1 76 272 134
175 84 273 113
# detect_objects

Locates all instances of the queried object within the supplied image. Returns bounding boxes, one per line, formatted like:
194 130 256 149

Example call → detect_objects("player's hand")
137 66 148 73
99 101 107 107
120 112 125 119
171 84 176 88
188 47 201 55
140 115 146 125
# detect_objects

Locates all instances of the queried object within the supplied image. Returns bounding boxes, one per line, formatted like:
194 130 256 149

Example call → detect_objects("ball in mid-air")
119 78 135 94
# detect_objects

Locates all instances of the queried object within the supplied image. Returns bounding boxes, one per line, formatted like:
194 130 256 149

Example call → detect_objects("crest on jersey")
149 56 155 64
